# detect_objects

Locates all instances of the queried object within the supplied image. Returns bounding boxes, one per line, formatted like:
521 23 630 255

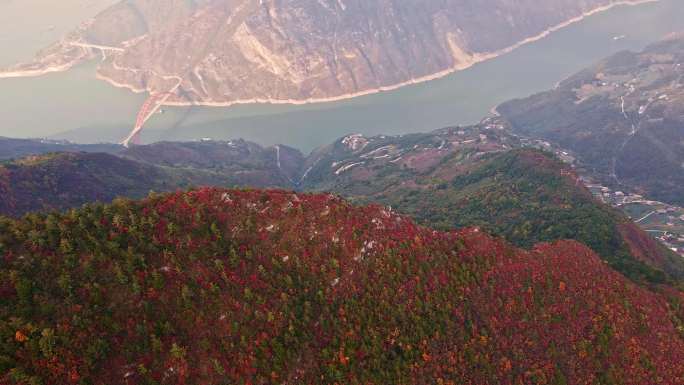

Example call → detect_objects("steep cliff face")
9 0 630 104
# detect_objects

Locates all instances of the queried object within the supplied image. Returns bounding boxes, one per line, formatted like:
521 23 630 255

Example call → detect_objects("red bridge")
122 92 177 147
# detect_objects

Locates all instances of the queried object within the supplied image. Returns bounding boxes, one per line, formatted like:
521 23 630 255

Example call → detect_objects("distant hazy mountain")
497 34 684 206
0 152 174 216
0 145 297 217
0 137 121 160
8 0 631 105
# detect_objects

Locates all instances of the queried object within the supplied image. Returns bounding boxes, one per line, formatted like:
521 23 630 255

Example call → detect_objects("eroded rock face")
10 0 625 104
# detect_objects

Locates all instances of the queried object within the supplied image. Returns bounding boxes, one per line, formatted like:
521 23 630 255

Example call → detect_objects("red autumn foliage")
1 188 683 384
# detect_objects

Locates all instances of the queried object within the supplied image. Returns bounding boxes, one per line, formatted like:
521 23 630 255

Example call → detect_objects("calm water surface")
0 0 118 66
1 0 683 152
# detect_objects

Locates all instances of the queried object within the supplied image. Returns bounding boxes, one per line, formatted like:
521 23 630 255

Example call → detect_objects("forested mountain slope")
119 140 304 186
0 150 292 217
0 152 172 217
2 188 684 384
1 124 682 285
291 126 683 284
348 149 682 284
497 35 684 206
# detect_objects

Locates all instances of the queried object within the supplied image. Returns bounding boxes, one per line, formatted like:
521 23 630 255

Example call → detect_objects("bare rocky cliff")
8 0 635 104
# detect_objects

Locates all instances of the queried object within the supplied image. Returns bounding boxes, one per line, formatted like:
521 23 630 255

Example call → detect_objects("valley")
597 187 684 255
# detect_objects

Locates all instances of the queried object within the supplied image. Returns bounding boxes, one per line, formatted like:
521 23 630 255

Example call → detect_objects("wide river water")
1 0 684 152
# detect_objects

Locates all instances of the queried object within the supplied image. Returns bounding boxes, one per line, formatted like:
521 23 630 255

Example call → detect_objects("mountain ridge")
2 187 684 384
1 127 681 287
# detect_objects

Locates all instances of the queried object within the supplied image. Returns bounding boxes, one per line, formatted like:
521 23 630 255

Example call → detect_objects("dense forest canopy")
2 188 684 384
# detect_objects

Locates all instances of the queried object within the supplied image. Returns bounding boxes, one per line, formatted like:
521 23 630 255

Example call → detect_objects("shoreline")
101 0 660 108
0 55 84 79
0 0 660 106
95 72 147 93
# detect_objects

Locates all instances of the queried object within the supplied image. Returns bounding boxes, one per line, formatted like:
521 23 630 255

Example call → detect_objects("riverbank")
0 50 86 79
1 0 677 148
0 0 660 105
0 64 76 78
94 0 660 108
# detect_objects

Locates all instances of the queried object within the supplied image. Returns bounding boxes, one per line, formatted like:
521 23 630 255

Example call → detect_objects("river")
1 0 683 152
0 0 118 66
